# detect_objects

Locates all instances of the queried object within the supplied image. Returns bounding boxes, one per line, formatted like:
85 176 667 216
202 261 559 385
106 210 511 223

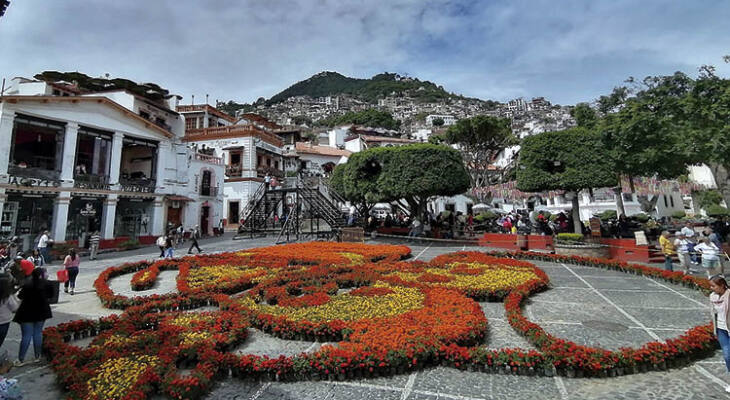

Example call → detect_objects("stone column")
0 109 15 180
109 132 124 188
101 195 118 239
0 189 6 223
60 122 79 186
51 192 71 242
151 196 165 236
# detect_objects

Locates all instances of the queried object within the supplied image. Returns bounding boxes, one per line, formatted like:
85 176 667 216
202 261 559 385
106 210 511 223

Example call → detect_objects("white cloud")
0 0 728 105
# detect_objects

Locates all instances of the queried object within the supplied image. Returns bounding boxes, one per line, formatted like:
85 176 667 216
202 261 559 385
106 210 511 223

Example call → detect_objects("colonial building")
0 77 223 251
178 108 285 231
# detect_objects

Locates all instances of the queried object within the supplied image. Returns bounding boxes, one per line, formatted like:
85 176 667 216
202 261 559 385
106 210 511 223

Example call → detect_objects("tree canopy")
517 127 616 232
331 144 470 218
442 115 516 186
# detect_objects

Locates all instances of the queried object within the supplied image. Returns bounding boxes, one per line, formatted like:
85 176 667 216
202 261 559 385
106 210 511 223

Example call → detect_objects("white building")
425 114 456 126
0 77 224 250
178 108 285 232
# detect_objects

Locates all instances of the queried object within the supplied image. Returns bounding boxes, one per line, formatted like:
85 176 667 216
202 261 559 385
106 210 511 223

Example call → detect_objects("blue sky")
0 0 728 105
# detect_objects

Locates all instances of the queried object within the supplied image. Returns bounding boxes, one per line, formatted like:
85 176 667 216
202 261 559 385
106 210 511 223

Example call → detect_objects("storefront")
2 191 56 250
115 197 153 238
66 195 104 246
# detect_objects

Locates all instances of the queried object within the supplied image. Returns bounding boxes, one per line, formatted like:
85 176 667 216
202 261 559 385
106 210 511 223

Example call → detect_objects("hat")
14 255 23 261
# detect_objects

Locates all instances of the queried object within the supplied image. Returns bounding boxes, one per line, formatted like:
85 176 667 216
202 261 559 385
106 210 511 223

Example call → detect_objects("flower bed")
46 243 717 399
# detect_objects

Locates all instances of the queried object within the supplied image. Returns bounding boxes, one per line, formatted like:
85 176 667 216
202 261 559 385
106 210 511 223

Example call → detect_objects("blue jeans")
19 321 44 361
664 255 673 271
165 248 174 258
0 322 9 349
718 328 730 371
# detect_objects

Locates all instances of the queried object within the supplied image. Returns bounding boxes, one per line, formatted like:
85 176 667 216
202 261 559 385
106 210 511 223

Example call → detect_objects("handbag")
56 269 69 283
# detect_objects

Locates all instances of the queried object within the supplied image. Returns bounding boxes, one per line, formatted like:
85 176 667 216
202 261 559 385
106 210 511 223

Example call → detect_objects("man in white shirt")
680 222 700 264
674 233 695 275
697 238 723 278
37 230 50 266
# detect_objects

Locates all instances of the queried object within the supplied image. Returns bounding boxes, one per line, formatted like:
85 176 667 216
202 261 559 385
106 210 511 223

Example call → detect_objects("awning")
166 195 194 202
222 145 244 151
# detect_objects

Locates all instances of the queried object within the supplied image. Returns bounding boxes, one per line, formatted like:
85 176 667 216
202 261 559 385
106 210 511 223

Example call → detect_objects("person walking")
0 275 18 350
697 238 723 278
659 230 675 271
674 233 695 275
36 231 50 266
187 226 203 254
709 276 730 393
88 231 100 261
62 249 80 295
156 234 167 258
13 268 53 366
164 235 174 259
706 227 726 276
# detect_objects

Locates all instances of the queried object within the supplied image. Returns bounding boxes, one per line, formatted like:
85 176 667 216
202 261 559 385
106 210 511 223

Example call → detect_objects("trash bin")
47 280 60 304
517 234 528 250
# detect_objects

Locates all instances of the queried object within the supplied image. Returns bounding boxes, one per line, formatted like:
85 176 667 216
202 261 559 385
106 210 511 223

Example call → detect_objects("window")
185 117 197 131
663 195 668 208
75 127 112 177
274 161 279 170
670 195 675 208
201 170 212 196
10 114 65 174
230 152 241 165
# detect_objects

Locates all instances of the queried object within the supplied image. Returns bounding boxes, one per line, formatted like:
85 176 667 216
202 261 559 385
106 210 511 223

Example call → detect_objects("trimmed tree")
330 144 470 218
443 115 517 186
517 127 617 233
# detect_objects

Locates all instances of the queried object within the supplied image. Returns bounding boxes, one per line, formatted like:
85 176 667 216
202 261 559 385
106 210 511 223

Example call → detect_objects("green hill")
267 71 469 105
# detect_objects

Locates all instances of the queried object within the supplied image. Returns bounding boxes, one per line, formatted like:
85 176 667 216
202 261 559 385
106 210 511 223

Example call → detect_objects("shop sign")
7 175 61 188
120 183 155 193
79 203 97 217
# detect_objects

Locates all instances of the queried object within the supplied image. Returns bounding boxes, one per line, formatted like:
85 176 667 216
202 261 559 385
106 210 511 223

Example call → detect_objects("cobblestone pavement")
6 237 730 399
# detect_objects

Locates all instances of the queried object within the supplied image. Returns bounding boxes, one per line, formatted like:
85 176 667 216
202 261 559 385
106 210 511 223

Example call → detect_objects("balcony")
256 167 284 179
225 164 243 178
7 165 61 183
119 177 156 193
200 186 218 197
74 174 111 190
194 153 223 165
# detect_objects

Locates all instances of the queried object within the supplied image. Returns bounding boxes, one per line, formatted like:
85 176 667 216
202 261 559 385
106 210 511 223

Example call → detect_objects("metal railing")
119 178 156 193
200 186 219 197
74 174 111 190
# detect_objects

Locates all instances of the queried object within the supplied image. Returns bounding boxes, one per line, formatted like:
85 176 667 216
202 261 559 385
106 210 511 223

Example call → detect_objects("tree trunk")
613 187 626 216
571 192 582 234
709 163 730 209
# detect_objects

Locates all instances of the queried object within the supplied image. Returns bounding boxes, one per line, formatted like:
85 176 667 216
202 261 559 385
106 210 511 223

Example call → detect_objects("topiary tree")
706 204 730 218
517 127 617 233
331 144 470 218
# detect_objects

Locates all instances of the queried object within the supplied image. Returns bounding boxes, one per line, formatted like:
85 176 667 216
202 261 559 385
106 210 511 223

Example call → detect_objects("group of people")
406 210 475 239
659 222 726 277
157 225 204 258
0 255 56 368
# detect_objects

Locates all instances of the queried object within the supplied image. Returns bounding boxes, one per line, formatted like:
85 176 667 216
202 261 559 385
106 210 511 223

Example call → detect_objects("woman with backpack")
13 268 53 366
62 249 80 295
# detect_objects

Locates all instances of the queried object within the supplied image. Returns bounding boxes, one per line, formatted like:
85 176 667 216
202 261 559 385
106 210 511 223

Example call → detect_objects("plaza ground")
5 235 730 399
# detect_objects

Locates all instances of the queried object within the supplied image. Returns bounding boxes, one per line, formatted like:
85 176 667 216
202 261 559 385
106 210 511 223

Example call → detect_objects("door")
200 206 209 235
228 201 239 224
167 206 181 231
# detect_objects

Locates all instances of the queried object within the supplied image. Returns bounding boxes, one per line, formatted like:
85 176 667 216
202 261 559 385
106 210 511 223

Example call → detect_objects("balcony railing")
194 153 223 165
256 167 284 179
185 126 283 147
225 164 243 178
119 177 156 193
200 186 219 197
7 165 61 181
74 174 111 190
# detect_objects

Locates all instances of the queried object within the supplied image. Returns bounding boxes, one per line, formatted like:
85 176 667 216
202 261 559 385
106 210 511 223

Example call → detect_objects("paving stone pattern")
5 237 730 399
